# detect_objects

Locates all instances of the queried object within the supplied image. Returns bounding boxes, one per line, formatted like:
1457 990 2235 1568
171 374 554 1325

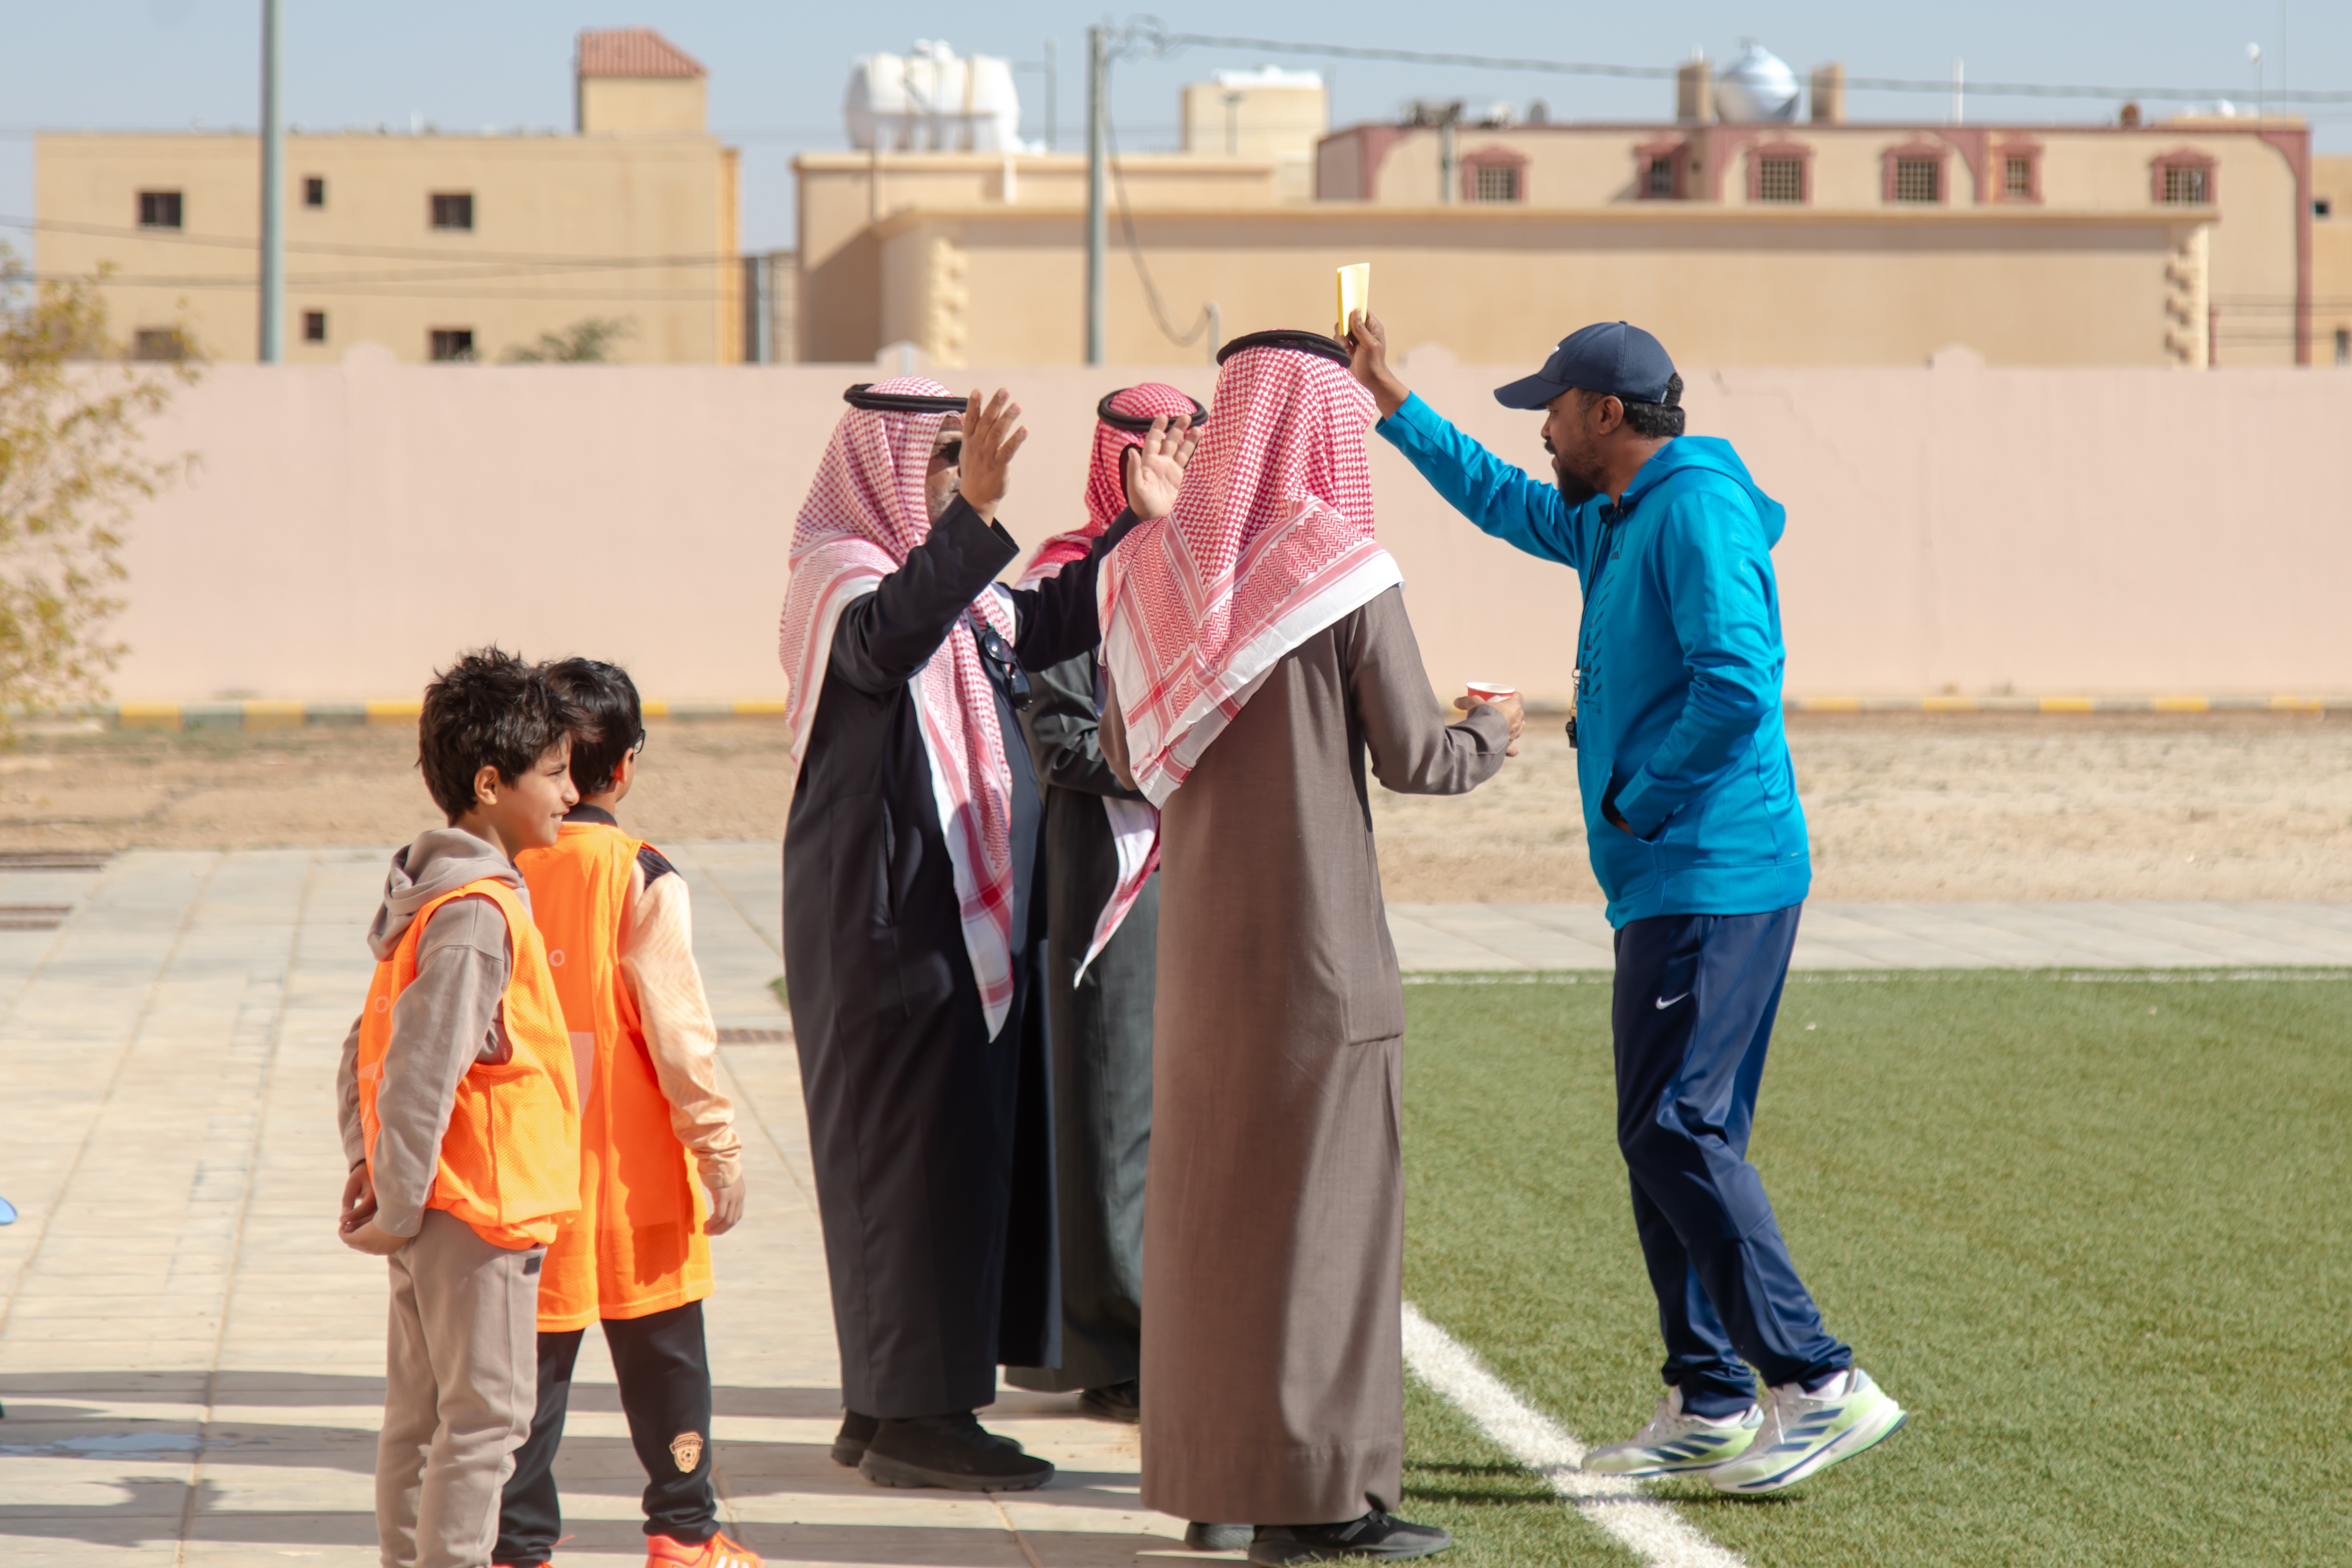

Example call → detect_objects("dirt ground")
2 712 2347 902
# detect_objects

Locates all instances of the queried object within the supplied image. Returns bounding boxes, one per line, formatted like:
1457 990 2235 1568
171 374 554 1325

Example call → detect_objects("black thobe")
1005 653 1160 1394
783 496 1138 1419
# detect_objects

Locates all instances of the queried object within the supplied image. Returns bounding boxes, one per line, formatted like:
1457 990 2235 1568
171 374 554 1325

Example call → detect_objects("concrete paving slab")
2 846 2344 1564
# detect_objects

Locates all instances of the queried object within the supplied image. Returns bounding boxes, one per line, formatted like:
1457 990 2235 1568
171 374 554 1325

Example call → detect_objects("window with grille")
429 191 474 230
1892 157 1941 203
137 190 183 228
303 310 327 343
1646 156 1676 197
2161 164 2209 205
304 176 326 208
2004 155 2033 199
1472 164 1520 202
429 328 476 362
1756 157 1803 203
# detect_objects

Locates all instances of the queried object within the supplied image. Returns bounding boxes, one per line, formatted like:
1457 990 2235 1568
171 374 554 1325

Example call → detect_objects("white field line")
1401 1302 1747 1568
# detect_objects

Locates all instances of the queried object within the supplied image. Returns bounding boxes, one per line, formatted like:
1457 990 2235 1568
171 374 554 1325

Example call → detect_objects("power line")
1101 94 1216 354
1124 24 2352 104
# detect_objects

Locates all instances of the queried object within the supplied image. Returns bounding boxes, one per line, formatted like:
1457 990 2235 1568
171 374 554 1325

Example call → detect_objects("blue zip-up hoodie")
1380 392 1809 926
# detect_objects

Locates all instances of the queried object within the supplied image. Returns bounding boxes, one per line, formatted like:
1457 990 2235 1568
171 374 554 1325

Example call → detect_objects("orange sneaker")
646 1531 763 1568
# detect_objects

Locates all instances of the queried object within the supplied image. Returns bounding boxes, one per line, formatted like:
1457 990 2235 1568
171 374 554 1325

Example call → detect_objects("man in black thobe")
1003 652 1159 1416
999 384 1200 1425
779 382 1188 1491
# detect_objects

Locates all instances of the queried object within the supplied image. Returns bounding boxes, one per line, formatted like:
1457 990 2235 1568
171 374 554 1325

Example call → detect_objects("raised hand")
956 387 1029 522
1343 309 1411 420
1122 414 1199 521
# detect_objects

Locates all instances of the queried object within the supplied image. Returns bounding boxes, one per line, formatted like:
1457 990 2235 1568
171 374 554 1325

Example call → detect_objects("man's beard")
926 473 960 522
1552 459 1599 508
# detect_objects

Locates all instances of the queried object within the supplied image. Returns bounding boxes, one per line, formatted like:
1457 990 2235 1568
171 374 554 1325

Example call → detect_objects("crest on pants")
670 1431 704 1472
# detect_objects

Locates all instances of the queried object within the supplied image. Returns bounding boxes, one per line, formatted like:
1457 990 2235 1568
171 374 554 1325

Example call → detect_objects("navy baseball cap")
1493 321 1677 410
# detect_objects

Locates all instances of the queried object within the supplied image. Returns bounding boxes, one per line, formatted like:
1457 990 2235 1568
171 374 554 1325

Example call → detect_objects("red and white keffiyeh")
1098 343 1401 807
778 377 1023 1039
1017 384 1198 980
1015 382 1201 592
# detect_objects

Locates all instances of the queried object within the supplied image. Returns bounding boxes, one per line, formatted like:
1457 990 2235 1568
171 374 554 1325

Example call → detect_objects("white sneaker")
1580 1386 1763 1476
1706 1368 1907 1494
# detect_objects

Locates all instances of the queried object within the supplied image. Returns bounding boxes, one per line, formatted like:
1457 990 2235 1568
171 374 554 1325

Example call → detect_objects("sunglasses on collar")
966 609 1031 711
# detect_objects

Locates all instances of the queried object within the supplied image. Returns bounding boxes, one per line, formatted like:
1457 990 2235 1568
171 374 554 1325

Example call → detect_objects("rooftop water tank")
845 40 1027 152
1714 42 1801 123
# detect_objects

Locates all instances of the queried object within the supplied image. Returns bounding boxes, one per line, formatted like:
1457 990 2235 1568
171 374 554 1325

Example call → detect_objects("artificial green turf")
1400 973 2352 1568
1400 1375 1640 1567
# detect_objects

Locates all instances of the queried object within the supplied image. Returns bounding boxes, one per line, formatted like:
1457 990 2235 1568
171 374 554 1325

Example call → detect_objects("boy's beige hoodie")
334 824 745 1239
335 827 524 1239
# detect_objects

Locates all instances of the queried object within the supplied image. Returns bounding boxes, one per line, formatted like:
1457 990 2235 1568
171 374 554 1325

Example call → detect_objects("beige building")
2316 156 2352 366
1319 103 2314 366
35 28 742 365
796 59 2328 371
795 151 1286 363
1179 67 1329 201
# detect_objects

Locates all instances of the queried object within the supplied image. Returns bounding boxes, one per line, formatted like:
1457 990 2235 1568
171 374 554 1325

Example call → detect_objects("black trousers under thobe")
494 1302 717 1561
783 497 1137 1419
1006 652 1158 1394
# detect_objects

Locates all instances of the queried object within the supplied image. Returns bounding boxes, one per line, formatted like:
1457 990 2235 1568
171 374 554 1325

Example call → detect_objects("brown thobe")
1103 585 1510 1526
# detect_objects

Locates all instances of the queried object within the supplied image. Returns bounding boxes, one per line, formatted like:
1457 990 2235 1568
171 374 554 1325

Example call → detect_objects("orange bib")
518 822 713 1329
356 878 581 1250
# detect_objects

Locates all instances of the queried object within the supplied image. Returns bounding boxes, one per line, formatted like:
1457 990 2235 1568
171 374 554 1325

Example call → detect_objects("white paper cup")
1465 681 1516 703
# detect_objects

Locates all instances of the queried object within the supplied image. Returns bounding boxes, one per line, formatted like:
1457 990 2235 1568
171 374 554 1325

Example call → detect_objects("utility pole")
1085 25 1107 366
1438 103 1459 203
258 0 284 362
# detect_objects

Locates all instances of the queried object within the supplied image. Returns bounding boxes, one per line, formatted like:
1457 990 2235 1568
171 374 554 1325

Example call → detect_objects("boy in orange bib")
335 649 584 1568
494 659 758 1568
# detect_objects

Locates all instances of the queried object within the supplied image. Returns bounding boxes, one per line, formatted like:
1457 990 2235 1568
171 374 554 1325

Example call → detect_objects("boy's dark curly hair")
543 657 644 798
416 648 576 822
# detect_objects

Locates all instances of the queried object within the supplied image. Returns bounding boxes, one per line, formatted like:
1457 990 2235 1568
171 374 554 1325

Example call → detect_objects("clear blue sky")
2 0 2344 254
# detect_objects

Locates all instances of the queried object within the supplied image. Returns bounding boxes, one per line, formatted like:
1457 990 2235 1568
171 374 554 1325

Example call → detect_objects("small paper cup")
1465 681 1516 703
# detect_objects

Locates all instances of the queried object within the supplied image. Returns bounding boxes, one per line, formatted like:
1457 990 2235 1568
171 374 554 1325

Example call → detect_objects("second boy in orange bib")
494 660 758 1568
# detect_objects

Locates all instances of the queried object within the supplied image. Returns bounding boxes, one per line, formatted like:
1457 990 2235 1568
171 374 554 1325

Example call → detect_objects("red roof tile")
577 28 705 80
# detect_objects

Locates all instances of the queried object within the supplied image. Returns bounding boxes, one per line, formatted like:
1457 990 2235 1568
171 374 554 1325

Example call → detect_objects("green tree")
0 248 196 734
501 316 636 364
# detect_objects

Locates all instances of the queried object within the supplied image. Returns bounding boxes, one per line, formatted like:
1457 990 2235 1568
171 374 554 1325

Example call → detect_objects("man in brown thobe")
1098 330 1524 1564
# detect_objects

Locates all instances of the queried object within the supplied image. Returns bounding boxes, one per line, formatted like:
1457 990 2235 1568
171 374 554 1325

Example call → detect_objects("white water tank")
845 40 1028 152
1714 42 1801 123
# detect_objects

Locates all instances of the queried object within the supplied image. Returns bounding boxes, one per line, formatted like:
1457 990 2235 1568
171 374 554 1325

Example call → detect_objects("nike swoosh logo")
1655 993 1690 1009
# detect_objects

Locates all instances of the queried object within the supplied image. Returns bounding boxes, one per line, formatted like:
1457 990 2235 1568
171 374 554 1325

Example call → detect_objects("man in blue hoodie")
1347 315 1905 1495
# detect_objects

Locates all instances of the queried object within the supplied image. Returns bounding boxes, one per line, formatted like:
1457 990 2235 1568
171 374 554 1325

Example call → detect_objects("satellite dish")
1715 41 1801 123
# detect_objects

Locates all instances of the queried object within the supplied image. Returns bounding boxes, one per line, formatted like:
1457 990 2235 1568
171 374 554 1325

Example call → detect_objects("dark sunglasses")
934 437 962 467
966 609 1031 711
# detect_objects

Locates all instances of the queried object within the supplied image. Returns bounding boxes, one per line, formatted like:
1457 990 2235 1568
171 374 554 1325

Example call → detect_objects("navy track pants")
1612 905 1849 1417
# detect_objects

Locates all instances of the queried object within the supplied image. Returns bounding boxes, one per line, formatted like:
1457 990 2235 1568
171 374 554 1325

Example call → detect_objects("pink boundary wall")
109 345 2352 705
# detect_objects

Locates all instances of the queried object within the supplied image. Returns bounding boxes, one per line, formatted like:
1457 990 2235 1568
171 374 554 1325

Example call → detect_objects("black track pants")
493 1299 718 1562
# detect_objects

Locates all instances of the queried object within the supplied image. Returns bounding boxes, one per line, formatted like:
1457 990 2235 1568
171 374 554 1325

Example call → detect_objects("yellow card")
1337 263 1371 334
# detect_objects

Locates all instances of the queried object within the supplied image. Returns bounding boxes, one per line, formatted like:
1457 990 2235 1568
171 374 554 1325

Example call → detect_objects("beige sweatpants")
378 1209 543 1568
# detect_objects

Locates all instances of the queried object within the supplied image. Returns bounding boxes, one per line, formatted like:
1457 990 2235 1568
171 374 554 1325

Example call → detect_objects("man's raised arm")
1344 311 1583 572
